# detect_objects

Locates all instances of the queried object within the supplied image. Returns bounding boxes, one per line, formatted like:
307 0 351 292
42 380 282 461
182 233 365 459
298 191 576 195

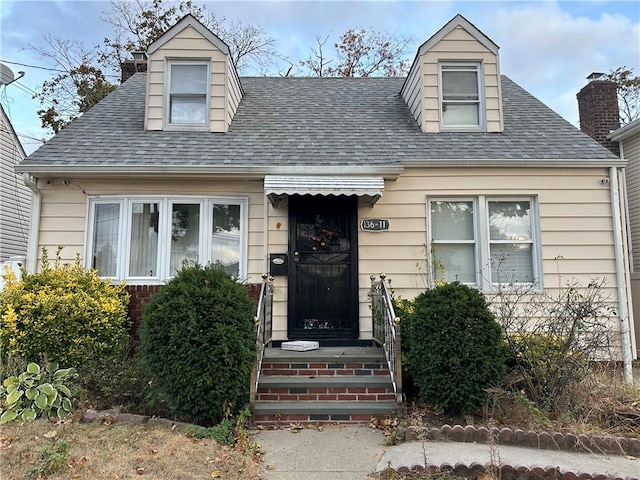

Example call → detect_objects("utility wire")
1 58 121 79
0 59 67 73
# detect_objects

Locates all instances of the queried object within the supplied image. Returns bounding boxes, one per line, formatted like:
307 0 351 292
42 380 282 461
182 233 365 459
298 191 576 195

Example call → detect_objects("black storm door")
288 195 359 339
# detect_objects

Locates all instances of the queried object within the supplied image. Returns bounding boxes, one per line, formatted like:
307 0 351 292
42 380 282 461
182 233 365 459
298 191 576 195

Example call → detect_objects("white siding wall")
0 113 30 262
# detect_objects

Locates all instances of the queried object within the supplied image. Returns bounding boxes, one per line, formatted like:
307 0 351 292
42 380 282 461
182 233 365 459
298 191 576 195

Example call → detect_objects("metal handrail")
370 273 402 403
250 273 273 409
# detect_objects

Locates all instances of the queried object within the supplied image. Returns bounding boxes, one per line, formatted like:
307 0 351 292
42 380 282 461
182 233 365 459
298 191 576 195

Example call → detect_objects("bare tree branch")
300 28 414 77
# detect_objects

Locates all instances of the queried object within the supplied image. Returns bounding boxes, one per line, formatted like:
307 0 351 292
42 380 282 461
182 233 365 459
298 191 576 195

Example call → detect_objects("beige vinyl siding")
422 26 503 133
0 114 30 262
36 187 86 260
623 133 640 272
145 25 236 132
227 56 243 125
400 59 422 125
266 203 289 340
356 167 618 338
33 178 265 283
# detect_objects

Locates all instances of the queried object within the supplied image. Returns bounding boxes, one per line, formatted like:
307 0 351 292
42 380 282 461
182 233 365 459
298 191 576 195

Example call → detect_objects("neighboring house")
0 103 30 267
610 118 640 359
15 14 637 361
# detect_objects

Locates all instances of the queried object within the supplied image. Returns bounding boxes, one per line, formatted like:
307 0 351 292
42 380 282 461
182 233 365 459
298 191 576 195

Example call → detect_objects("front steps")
253 346 398 425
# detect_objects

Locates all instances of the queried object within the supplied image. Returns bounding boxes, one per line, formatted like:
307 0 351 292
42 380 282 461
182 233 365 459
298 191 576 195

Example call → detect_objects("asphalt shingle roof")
19 73 617 171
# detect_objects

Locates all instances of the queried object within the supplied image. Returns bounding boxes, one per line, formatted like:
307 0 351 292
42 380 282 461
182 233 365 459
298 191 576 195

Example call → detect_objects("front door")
288 195 359 340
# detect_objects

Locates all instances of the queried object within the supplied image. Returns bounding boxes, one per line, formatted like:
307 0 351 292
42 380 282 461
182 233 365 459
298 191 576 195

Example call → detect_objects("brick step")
253 401 398 425
257 376 396 402
261 346 390 377
254 346 397 425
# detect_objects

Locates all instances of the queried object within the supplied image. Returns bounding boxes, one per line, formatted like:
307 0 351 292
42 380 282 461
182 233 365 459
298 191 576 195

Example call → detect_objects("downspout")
620 147 633 273
609 166 633 382
22 173 41 273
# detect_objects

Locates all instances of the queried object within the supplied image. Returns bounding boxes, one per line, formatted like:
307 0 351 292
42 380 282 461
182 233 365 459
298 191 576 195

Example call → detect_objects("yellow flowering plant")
0 247 129 370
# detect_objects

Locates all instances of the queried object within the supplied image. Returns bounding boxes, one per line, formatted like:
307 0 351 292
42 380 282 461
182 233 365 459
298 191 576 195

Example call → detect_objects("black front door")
288 195 359 339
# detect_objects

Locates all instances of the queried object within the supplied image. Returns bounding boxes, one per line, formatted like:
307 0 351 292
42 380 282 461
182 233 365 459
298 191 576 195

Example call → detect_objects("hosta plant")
0 362 78 424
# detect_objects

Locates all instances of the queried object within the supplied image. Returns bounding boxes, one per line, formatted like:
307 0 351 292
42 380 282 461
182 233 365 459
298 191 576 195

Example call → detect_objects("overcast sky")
1 0 639 155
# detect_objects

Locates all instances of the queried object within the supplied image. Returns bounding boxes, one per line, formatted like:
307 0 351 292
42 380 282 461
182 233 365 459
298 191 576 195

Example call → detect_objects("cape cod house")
15 14 637 421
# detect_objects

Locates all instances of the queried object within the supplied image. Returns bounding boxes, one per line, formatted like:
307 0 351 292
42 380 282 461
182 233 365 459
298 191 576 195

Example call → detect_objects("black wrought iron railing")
250 273 274 408
370 273 402 403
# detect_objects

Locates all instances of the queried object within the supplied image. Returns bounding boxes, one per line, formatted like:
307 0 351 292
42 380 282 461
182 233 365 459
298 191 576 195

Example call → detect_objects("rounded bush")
405 282 506 414
139 264 256 426
0 247 129 369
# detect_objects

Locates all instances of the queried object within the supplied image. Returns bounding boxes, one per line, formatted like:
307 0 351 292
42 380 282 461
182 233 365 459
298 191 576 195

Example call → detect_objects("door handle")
294 251 299 263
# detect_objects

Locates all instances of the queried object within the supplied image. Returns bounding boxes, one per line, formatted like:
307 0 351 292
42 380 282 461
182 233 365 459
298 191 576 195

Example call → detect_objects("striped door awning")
264 175 384 207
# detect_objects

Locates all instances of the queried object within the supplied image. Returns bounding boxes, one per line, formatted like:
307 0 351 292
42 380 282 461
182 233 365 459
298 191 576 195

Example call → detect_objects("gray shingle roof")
18 73 617 173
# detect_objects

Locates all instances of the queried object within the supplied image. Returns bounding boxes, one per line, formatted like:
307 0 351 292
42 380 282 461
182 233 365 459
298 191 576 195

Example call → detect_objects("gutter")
609 166 634 382
22 173 41 273
13 164 406 179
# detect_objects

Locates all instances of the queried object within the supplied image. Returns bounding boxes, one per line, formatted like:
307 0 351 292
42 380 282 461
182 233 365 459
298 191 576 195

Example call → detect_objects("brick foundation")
124 282 262 349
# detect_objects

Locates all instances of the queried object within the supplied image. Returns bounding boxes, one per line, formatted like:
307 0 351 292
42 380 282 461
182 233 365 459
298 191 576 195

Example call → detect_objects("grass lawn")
0 417 261 480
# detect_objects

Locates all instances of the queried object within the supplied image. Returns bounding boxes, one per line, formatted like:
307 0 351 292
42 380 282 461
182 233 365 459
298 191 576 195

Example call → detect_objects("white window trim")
438 62 485 132
427 196 479 286
85 195 249 284
124 199 164 282
164 59 211 130
427 195 542 291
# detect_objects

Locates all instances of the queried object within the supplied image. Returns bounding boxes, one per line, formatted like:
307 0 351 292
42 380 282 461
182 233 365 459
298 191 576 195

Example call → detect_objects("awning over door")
264 175 384 207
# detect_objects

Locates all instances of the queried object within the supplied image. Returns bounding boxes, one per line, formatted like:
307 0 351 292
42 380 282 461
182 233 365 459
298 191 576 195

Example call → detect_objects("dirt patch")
0 417 261 480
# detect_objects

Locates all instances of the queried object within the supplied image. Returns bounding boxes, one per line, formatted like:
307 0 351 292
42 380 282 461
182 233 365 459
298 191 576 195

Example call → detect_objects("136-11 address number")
361 218 389 232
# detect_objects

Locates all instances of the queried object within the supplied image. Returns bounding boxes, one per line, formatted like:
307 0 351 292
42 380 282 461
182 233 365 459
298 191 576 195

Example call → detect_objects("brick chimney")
577 72 620 156
120 51 148 83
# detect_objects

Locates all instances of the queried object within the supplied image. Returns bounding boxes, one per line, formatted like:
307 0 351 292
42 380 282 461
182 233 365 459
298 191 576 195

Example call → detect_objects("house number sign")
361 218 390 232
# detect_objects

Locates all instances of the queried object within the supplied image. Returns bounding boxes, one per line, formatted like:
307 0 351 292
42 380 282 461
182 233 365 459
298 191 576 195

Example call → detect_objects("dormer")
144 14 243 132
401 14 503 133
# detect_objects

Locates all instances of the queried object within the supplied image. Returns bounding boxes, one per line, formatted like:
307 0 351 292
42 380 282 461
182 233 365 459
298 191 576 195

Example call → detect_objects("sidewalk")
251 425 640 480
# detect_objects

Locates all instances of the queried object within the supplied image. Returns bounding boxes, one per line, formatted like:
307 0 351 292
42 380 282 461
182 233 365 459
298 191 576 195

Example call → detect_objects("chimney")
577 72 620 156
120 51 148 83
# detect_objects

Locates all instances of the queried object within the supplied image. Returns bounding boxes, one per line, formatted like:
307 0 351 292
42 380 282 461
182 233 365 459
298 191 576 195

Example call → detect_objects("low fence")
0 256 25 292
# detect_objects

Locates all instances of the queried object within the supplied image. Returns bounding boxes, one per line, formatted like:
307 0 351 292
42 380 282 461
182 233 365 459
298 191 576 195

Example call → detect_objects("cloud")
470 2 639 124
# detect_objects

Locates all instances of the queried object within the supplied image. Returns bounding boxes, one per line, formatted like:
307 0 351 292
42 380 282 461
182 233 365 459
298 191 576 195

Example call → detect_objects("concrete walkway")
251 425 640 480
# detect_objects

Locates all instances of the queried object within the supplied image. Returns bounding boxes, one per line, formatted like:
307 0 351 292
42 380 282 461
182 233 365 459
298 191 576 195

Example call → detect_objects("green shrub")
139 264 256 426
80 355 173 416
0 362 78 424
0 247 129 369
405 282 506 414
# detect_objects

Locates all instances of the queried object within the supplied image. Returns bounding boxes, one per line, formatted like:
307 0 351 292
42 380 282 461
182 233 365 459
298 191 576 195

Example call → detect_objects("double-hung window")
428 196 540 289
168 61 209 126
440 63 483 129
87 197 247 282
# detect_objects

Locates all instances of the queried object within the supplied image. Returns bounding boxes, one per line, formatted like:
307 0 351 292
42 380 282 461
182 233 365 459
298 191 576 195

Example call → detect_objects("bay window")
428 196 540 289
87 197 247 282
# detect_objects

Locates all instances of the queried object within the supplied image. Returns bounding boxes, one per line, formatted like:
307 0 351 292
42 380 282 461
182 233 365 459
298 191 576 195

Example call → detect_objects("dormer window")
167 61 209 126
440 63 484 129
